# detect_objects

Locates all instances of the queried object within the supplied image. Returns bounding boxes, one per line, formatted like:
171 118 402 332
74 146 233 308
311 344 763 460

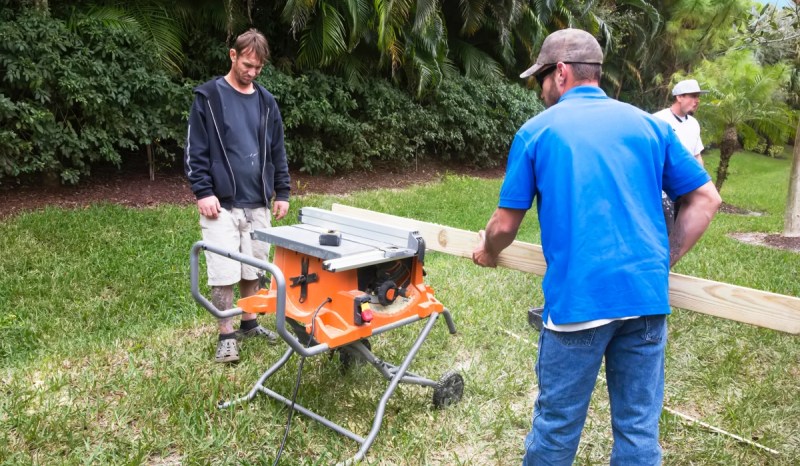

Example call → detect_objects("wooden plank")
332 204 800 334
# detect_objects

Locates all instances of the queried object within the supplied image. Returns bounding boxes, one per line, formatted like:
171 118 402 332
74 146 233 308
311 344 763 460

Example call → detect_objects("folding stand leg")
217 347 295 409
217 345 369 445
217 311 452 466
338 311 443 466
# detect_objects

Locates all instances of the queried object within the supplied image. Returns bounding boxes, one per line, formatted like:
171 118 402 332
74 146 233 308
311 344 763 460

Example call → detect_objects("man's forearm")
669 182 721 266
483 213 520 258
473 208 526 267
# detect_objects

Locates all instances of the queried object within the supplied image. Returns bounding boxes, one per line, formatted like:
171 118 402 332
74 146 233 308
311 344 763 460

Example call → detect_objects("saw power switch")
353 296 373 325
319 229 342 246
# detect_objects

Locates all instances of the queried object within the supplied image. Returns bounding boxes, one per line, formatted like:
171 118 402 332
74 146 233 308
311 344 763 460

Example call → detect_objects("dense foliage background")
0 0 797 183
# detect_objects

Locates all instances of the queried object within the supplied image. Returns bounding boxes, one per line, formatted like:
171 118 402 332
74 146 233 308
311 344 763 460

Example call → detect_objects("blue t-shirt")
216 78 265 208
499 86 710 324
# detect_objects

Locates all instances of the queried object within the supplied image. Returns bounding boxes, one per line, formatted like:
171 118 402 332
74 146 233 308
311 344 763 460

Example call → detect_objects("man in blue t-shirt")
186 29 291 363
472 29 721 465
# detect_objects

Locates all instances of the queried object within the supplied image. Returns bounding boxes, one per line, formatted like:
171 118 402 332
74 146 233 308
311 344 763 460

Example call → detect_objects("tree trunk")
783 120 800 237
715 125 738 192
146 144 155 181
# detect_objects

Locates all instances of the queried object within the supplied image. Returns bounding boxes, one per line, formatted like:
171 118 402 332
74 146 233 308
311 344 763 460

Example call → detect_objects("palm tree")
733 2 800 236
690 50 796 192
280 0 431 91
276 0 646 95
45 0 242 75
587 0 661 100
610 0 749 109
785 121 800 237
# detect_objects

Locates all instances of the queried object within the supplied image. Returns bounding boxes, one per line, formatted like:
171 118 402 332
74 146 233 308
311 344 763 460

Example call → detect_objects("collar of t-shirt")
671 111 688 123
558 85 607 104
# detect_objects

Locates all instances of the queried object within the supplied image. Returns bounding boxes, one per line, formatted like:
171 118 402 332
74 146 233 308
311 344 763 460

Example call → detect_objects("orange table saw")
190 207 464 464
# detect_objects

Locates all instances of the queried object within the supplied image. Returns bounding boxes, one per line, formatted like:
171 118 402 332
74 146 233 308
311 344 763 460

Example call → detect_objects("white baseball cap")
672 79 708 96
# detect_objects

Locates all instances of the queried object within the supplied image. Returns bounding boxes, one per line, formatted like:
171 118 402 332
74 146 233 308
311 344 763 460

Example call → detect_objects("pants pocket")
642 315 667 343
553 327 597 347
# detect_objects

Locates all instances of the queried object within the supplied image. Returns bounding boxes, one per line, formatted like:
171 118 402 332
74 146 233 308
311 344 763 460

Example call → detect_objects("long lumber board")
331 203 800 334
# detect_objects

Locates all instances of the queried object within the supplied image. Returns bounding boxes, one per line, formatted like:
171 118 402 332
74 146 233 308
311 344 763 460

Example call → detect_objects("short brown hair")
569 63 602 83
232 28 270 63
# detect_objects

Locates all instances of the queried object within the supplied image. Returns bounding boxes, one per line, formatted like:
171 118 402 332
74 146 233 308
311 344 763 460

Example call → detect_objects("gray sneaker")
215 338 240 363
237 325 279 344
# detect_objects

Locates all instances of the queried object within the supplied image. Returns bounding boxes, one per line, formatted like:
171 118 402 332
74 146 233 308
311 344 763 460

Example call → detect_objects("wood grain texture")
332 204 800 334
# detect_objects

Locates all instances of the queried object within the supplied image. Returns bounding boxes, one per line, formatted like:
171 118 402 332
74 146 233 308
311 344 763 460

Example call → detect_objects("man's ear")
556 62 567 86
229 49 237 62
555 62 568 90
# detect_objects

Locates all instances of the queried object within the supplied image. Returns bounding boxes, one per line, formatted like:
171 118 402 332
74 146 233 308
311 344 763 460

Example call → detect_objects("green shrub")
0 8 189 184
260 68 371 174
0 7 542 182
766 144 784 158
260 67 543 175
424 76 543 165
742 137 761 153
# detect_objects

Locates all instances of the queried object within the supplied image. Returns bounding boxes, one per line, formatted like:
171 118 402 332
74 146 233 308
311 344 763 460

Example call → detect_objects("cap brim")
520 63 544 79
674 90 710 95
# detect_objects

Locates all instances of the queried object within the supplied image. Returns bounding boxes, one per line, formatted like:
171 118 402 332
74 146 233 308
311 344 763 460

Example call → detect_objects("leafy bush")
260 66 543 175
767 145 784 158
0 7 541 182
260 68 371 174
744 138 768 154
424 76 543 165
743 138 787 158
0 8 189 184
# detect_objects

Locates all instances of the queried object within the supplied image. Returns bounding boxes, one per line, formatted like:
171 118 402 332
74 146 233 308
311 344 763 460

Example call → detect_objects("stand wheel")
432 371 464 409
339 339 371 372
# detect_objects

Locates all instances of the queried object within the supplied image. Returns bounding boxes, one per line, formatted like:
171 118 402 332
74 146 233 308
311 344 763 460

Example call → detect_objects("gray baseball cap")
520 28 604 79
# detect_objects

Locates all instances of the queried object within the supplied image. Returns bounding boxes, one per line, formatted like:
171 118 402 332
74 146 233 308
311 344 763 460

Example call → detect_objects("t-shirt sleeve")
662 127 710 200
694 136 704 157
498 133 536 210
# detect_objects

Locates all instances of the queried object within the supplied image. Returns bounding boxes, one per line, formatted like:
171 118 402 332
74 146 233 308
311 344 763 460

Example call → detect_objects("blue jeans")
523 315 667 466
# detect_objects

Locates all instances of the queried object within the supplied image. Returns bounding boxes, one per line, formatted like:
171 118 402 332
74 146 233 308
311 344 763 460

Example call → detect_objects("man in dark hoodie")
185 28 291 363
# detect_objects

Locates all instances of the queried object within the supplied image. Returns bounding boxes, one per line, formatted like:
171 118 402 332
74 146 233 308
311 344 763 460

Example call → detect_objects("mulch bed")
0 160 504 221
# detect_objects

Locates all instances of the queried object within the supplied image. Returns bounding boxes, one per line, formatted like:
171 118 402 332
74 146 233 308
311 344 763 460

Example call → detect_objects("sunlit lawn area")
1 149 798 465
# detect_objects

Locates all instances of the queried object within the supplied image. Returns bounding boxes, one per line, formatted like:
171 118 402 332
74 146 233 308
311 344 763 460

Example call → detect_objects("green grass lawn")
1 150 798 465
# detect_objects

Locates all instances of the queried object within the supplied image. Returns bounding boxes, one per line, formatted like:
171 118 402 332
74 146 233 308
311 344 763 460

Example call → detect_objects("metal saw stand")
189 208 464 465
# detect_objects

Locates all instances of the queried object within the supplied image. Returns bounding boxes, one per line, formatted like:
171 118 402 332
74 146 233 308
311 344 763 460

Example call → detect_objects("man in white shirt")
653 79 709 235
653 79 708 166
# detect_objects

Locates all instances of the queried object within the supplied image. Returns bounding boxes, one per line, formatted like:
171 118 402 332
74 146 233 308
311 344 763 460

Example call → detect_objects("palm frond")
341 0 371 48
128 2 185 72
77 2 185 74
450 38 503 79
283 0 318 37
297 2 347 67
331 52 370 87
458 0 488 36
172 0 234 38
414 0 440 34
71 6 138 29
616 0 661 38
